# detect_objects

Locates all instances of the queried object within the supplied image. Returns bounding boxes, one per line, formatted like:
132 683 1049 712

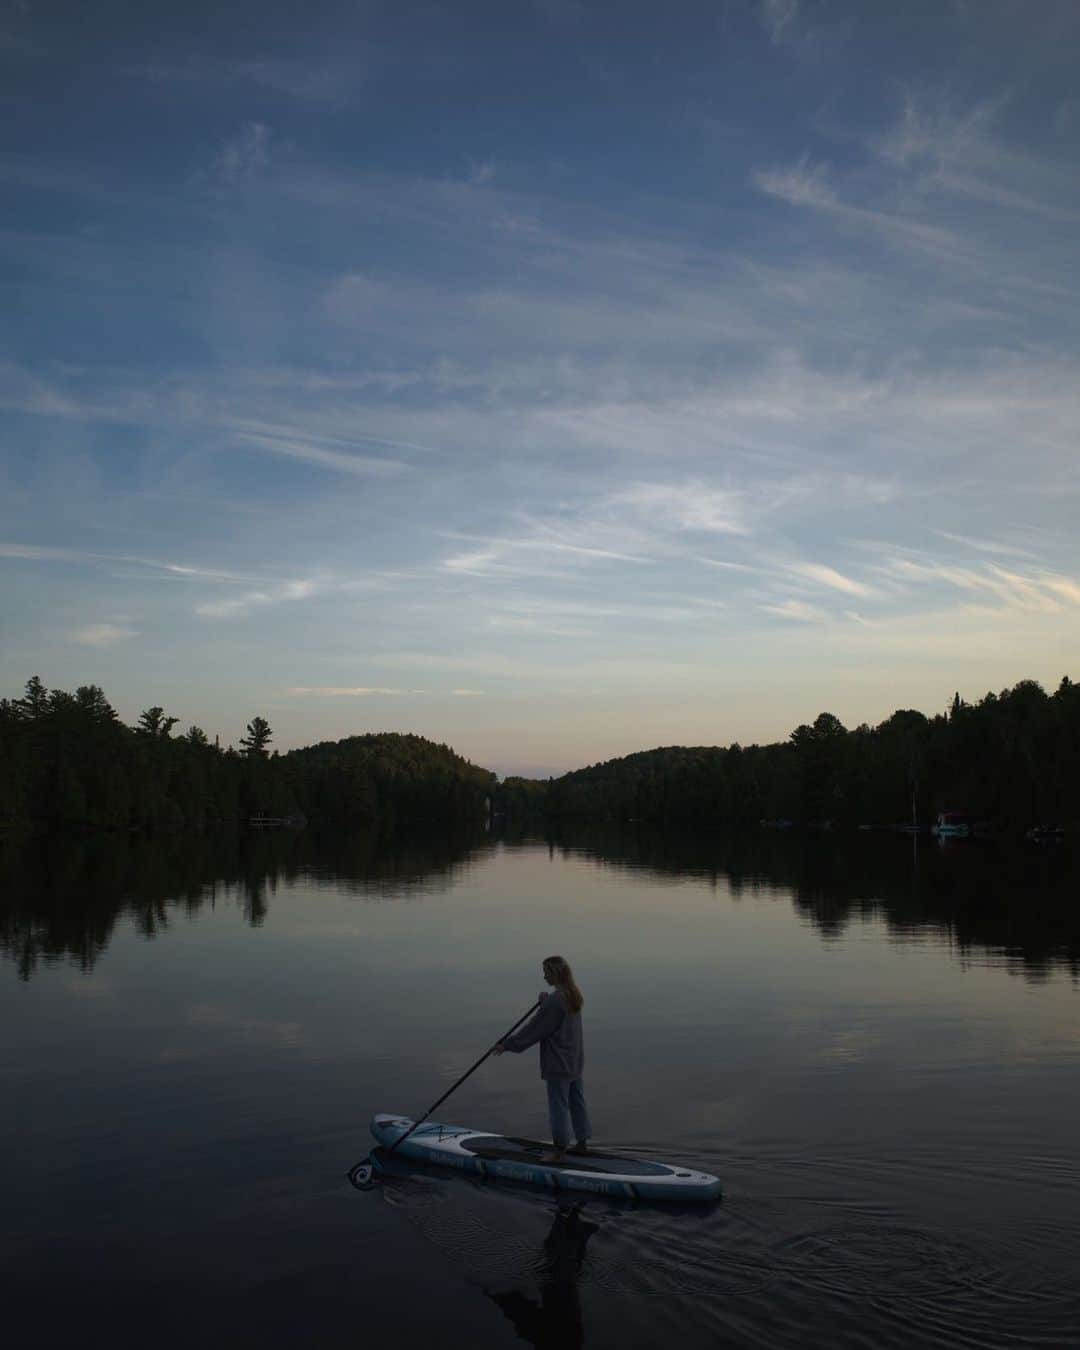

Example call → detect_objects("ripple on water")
376 1169 1080 1349
380 1173 452 1212
587 1207 779 1300
381 1177 546 1283
774 1222 997 1298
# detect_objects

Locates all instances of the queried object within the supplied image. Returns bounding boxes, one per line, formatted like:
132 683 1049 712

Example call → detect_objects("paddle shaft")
385 999 542 1156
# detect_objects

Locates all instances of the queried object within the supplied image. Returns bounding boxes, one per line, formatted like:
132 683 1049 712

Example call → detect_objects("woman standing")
494 955 591 1163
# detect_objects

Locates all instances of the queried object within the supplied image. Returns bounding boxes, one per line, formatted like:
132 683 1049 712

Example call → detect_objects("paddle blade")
347 1158 377 1190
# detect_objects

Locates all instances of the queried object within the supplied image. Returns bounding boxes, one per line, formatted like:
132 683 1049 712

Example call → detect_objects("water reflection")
4 821 1079 1350
2 825 1077 982
545 826 1080 981
484 1203 598 1349
0 827 487 980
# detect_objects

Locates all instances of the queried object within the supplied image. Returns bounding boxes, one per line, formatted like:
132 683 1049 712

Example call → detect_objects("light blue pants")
546 1077 591 1149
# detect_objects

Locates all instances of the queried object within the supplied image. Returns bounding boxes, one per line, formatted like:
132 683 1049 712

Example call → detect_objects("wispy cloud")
136 57 350 103
439 527 651 579
229 416 438 458
753 157 964 259
466 158 497 186
1 541 87 562
231 427 410 477
485 595 726 629
0 540 287 585
1042 575 1080 604
753 157 835 210
216 122 272 184
288 685 483 696
935 530 1040 559
196 579 323 619
870 554 1080 614
612 482 748 535
877 89 1080 224
438 511 656 579
783 561 874 597
761 599 828 623
70 623 138 646
699 557 763 574
6 11 1080 759
759 0 798 45
236 59 349 103
441 549 505 577
289 686 430 696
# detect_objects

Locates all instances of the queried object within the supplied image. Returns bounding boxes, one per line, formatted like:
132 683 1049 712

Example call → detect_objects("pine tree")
75 685 118 724
239 717 272 757
19 676 49 720
137 707 179 738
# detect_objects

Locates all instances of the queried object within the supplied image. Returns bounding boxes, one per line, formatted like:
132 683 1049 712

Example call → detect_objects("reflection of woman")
493 955 591 1164
485 1202 598 1350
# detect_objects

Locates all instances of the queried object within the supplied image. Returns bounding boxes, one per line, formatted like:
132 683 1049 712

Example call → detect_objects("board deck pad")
463 1136 674 1176
369 1114 721 1202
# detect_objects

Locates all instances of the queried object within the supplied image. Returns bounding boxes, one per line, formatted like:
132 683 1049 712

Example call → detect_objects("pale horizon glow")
2 1 1079 777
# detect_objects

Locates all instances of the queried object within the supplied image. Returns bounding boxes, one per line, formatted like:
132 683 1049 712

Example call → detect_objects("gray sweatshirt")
502 990 584 1080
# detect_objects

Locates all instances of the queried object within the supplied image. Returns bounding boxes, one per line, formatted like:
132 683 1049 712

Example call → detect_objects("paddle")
348 998 542 1189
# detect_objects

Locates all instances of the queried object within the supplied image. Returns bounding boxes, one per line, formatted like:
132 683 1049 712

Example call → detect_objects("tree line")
4 672 1077 836
0 677 495 833
498 676 1080 834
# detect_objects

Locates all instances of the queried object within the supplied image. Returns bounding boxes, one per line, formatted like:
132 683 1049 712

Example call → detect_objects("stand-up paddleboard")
370 1114 722 1202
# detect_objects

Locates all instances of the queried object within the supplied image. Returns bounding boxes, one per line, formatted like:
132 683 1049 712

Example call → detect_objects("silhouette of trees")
19 675 49 721
239 716 272 757
530 675 1080 833
0 678 494 833
3 672 1077 837
137 707 178 738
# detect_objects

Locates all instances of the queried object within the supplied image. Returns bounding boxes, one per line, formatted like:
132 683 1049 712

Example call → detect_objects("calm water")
2 827 1079 1349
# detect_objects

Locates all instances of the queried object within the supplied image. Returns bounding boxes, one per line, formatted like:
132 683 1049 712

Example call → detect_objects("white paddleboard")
370 1114 722 1202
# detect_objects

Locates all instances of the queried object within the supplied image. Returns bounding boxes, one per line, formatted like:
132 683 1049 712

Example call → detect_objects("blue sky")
2 0 1079 776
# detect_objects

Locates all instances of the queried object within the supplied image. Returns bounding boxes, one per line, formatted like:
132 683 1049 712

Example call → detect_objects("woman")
493 955 591 1163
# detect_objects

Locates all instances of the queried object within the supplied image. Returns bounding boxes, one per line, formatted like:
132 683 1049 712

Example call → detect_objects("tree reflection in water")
2 824 1078 982
0 826 487 980
544 825 1080 982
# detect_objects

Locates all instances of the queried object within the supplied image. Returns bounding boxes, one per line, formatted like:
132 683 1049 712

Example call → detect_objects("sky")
2 0 1079 777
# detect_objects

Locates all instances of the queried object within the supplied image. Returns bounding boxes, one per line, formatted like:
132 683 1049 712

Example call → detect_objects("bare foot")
540 1150 566 1164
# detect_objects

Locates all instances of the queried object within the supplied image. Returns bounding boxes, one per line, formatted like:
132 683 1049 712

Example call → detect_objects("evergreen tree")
75 685 118 724
3 672 1079 836
19 676 49 721
240 716 273 757
137 707 178 738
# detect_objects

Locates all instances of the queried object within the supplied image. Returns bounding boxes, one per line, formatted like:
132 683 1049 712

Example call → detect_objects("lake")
2 826 1079 1349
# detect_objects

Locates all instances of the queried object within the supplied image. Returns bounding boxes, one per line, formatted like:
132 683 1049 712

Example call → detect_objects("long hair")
543 954 584 1013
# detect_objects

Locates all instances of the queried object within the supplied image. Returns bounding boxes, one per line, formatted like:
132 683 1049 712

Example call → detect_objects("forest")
1 673 1077 835
498 676 1080 834
0 677 495 832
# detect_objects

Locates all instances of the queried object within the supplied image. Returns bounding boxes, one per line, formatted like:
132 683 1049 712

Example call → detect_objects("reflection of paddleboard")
370 1114 722 1202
